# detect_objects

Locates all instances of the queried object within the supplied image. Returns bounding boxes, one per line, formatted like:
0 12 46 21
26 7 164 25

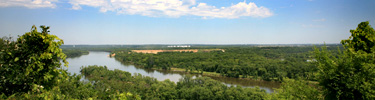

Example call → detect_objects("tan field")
131 49 198 54
131 49 224 54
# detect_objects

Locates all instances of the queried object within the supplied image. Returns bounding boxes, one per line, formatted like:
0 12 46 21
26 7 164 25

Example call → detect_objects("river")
64 51 280 93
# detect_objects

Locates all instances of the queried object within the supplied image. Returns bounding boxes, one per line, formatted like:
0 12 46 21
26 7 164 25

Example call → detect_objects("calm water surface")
64 51 280 93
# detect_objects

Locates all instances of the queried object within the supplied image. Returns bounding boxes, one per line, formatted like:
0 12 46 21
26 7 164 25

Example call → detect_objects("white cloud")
313 18 326 22
0 0 58 8
69 0 273 19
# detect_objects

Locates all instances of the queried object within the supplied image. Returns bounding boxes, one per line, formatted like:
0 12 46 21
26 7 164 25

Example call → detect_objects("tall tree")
0 25 68 95
341 21 375 53
314 21 375 99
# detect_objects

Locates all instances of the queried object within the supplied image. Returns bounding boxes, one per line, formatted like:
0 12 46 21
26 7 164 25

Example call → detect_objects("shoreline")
114 57 282 87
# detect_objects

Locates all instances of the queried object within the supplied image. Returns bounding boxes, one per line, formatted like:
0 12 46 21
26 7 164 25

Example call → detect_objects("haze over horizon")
60 43 341 45
0 0 374 44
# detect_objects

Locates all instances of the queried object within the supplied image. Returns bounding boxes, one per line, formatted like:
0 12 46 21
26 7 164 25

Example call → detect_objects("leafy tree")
341 21 375 53
0 25 68 95
0 37 4 49
0 26 141 99
270 79 322 100
314 21 375 99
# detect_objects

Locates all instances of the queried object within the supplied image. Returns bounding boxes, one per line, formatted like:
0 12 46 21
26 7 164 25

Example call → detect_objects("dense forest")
82 65 266 99
113 46 341 81
1 21 374 99
62 49 89 58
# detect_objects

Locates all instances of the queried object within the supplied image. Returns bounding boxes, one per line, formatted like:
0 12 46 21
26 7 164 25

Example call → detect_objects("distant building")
131 49 198 54
167 45 191 48
306 59 317 62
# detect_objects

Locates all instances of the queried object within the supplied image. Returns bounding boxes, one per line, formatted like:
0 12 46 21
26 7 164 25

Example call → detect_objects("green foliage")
341 21 375 53
0 26 140 99
62 49 89 58
82 65 267 100
270 79 322 100
314 21 375 99
0 38 4 49
114 47 329 81
0 25 68 95
111 92 141 100
177 76 266 100
57 73 97 99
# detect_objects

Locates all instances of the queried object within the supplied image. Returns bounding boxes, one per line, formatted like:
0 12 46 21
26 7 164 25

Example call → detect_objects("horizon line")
62 43 341 45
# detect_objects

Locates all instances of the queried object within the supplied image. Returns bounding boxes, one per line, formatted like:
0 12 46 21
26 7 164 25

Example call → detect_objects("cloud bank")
0 0 57 8
0 0 273 19
69 0 273 19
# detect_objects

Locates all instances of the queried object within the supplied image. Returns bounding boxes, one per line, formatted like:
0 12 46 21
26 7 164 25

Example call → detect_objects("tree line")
62 49 89 58
114 46 340 81
81 65 267 100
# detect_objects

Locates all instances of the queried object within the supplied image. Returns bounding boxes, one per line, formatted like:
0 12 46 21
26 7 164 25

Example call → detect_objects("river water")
64 51 280 93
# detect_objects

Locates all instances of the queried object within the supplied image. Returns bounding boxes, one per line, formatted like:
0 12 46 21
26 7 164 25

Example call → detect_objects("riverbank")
159 67 320 88
116 58 278 82
115 57 281 86
62 49 89 58
158 67 279 82
64 51 279 93
167 67 317 88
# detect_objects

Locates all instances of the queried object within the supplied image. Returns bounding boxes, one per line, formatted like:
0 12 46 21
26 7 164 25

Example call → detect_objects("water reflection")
208 76 279 93
64 51 280 93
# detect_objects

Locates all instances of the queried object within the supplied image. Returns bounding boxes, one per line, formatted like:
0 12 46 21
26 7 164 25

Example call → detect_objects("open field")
131 49 224 54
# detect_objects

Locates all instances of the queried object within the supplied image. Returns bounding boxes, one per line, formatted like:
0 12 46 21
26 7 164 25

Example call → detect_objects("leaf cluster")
314 21 375 99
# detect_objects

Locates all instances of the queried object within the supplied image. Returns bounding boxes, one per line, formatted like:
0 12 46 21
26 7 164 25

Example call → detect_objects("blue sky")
0 0 374 44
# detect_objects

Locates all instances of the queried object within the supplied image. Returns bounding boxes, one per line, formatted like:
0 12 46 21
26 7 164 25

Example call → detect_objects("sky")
0 0 374 44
